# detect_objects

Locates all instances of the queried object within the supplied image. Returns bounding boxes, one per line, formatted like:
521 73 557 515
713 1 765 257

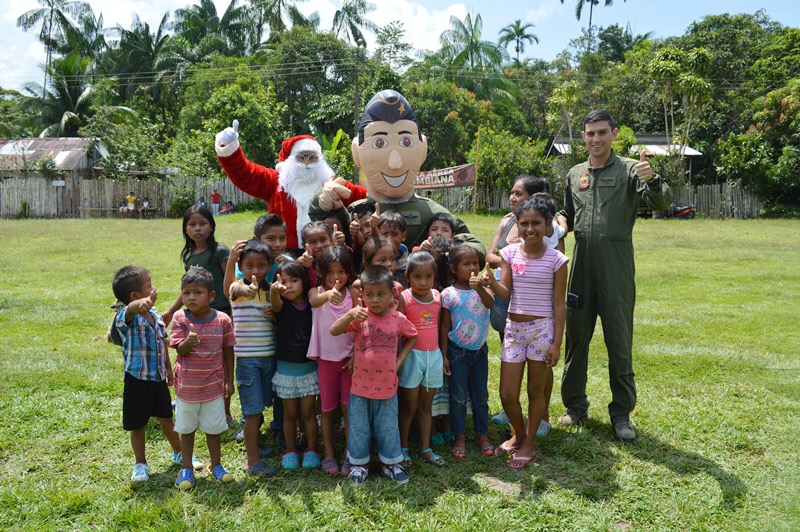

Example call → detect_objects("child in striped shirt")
170 267 236 489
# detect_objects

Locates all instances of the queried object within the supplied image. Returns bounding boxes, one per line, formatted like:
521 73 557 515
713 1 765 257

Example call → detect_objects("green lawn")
0 214 798 530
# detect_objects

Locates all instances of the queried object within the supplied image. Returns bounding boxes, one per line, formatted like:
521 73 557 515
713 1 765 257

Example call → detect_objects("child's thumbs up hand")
138 290 156 314
370 204 381 229
332 223 345 245
480 265 494 287
186 323 199 347
271 274 287 295
244 275 259 298
352 298 369 322
420 236 433 251
300 244 314 268
469 270 480 290
328 280 344 304
636 149 654 182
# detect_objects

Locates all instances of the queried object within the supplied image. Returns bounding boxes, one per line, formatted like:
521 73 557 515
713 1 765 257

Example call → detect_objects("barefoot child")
112 265 184 482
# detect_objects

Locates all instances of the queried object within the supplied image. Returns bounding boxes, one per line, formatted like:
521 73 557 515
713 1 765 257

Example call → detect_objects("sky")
2 0 799 91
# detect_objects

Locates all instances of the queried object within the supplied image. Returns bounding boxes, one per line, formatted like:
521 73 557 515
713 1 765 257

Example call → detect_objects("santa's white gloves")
215 119 240 158
318 177 352 211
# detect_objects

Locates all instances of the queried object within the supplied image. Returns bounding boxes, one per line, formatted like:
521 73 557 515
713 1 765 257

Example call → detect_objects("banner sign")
415 163 476 190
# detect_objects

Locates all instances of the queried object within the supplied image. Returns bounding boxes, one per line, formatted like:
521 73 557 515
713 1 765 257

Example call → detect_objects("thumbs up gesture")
480 265 494 287
420 236 433 252
327 279 344 304
186 323 199 347
135 289 156 314
300 244 314 268
215 119 240 157
469 270 481 290
351 298 369 322
271 273 287 295
370 203 381 230
635 149 654 182
332 223 346 246
244 275 260 299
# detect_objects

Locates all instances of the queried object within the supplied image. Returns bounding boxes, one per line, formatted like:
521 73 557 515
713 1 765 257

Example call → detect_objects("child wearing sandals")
307 246 359 475
397 251 446 468
439 245 494 459
484 194 568 469
331 265 418 487
270 261 321 470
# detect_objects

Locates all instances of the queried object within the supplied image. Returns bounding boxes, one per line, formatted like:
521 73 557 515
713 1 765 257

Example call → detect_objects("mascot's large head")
353 90 428 203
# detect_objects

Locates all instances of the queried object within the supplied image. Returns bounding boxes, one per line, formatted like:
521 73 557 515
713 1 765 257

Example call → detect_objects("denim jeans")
447 342 489 436
347 393 403 466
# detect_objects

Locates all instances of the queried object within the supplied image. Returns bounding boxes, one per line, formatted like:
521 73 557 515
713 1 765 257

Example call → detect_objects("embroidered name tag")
598 175 616 187
403 211 422 226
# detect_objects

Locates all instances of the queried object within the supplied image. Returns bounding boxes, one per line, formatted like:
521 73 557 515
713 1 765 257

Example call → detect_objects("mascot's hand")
318 178 352 211
215 119 240 157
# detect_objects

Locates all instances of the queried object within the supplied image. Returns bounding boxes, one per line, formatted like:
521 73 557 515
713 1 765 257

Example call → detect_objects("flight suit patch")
578 173 590 190
598 175 616 187
403 211 422 226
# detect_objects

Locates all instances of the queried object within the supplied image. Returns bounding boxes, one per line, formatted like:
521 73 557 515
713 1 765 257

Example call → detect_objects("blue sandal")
281 451 299 470
401 447 413 467
302 450 321 469
419 448 445 467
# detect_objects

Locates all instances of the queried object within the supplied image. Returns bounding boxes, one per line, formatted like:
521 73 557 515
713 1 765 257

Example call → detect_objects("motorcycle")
655 204 696 219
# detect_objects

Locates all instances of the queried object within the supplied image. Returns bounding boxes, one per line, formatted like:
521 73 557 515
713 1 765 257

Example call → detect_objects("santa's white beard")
278 159 335 245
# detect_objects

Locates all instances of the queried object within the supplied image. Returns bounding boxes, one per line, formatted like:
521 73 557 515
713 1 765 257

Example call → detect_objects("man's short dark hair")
254 214 287 239
112 265 148 304
583 110 616 130
181 267 214 292
360 265 394 291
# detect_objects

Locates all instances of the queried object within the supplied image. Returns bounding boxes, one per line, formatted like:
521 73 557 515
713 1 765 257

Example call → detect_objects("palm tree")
332 0 378 47
440 13 506 72
560 0 625 51
116 13 172 103
498 19 538 64
59 5 110 76
22 52 135 137
172 0 245 52
16 0 90 96
250 0 305 41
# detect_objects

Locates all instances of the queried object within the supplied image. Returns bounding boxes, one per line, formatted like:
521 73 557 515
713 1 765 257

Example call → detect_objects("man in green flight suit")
557 110 672 442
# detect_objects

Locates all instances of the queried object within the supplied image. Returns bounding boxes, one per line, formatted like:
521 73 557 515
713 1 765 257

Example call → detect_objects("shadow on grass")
496 420 748 509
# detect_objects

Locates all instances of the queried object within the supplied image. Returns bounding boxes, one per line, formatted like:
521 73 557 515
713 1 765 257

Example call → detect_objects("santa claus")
215 120 365 249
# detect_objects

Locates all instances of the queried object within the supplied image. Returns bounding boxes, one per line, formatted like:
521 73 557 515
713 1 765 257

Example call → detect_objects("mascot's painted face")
353 119 427 202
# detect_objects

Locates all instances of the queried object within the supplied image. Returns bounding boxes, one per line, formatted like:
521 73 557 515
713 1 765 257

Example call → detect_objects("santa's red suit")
216 127 365 249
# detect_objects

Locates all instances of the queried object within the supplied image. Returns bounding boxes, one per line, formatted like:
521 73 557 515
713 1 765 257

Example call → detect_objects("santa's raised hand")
636 149 654 182
215 119 239 157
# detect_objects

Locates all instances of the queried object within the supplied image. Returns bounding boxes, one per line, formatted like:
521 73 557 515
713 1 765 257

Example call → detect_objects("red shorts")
317 359 352 412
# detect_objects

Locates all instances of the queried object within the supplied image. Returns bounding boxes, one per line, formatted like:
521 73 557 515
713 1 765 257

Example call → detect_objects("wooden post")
472 126 481 214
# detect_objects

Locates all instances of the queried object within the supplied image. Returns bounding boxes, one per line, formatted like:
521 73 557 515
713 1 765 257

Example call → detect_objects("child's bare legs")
130 428 147 463
417 387 436 452
543 368 553 424
499 361 527 447
157 417 182 453
224 395 232 421
243 413 262 468
282 398 299 452
517 360 548 458
321 411 337 459
300 395 318 452
180 432 196 469
206 433 222 469
398 387 419 449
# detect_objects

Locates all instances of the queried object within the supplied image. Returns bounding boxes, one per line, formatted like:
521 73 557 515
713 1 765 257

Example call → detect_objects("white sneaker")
131 462 149 482
172 451 203 470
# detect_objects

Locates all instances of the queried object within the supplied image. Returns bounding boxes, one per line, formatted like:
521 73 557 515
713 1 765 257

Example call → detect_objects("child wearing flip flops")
270 261 321 470
169 268 236 489
307 246 360 475
397 251 446 468
439 245 494 459
483 194 568 470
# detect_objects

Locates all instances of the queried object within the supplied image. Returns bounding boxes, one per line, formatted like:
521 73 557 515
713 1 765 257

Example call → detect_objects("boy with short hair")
370 209 410 284
330 265 417 487
111 265 183 482
169 267 236 489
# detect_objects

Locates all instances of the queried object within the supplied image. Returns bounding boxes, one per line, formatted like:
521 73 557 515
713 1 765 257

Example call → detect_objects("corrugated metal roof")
0 138 97 171
549 139 702 157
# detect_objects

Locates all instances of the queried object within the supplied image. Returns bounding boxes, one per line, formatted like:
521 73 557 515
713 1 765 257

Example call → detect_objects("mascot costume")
311 90 485 259
215 120 366 249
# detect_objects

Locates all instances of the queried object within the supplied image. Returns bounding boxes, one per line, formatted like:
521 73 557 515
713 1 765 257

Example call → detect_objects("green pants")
561 238 637 422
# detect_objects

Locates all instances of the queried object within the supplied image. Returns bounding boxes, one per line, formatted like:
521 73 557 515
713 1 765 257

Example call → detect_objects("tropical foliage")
4 3 800 212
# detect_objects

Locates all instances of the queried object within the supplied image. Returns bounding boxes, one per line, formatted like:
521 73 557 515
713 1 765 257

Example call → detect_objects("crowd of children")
112 182 568 489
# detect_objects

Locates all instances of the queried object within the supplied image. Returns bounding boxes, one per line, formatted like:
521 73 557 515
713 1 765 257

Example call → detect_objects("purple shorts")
317 359 352 412
501 318 554 363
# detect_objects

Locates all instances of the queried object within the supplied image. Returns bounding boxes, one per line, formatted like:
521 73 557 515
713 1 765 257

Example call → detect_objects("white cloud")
526 0 566 23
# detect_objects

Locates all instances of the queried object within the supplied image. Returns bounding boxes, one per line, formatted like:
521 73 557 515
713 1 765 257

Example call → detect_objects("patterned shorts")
501 318 554 363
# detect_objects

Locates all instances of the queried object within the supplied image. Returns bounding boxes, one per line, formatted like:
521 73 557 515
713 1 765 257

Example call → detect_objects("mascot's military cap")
358 90 421 144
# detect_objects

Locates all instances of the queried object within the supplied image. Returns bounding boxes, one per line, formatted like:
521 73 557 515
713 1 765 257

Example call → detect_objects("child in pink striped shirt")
169 267 236 489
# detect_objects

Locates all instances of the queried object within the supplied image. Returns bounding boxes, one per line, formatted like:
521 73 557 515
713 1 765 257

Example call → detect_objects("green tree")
16 0 89 96
596 23 652 63
172 0 245 52
547 80 579 141
115 13 172 106
373 21 413 71
498 19 538 65
560 0 626 51
332 0 378 47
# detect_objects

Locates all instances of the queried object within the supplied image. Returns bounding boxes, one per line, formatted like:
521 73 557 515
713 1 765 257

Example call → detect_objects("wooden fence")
671 183 760 219
0 174 255 219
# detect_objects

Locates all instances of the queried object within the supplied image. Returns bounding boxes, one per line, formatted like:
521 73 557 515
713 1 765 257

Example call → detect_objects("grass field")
0 213 798 530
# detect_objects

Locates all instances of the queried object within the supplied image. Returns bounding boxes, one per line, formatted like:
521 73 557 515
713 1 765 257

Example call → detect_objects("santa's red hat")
278 135 321 162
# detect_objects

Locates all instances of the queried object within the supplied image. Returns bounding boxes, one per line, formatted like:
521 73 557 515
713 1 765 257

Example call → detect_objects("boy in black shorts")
112 265 186 482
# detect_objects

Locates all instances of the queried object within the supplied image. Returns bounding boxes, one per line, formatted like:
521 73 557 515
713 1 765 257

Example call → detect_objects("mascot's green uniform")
559 114 672 437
